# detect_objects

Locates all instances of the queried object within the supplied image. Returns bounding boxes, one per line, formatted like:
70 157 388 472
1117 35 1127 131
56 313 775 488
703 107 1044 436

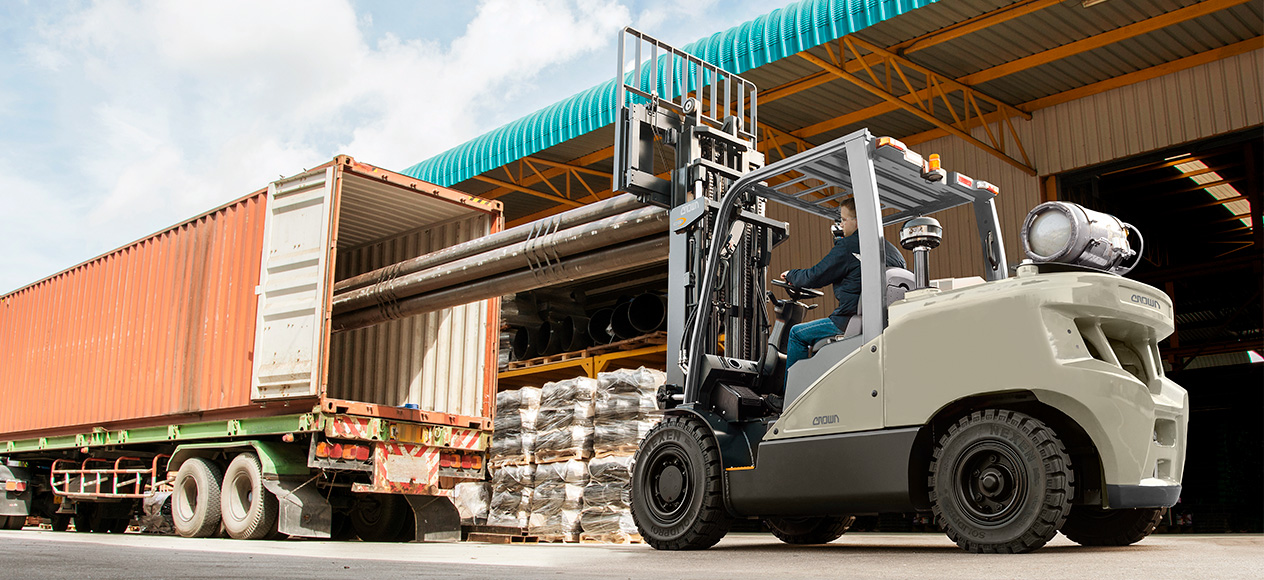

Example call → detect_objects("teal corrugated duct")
402 0 939 187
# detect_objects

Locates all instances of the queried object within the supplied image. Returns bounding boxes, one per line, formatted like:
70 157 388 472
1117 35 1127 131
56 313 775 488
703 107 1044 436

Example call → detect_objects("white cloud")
1 0 775 292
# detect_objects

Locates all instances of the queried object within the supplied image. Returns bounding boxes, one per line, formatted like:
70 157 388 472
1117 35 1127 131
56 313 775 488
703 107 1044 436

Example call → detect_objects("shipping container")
0 156 503 541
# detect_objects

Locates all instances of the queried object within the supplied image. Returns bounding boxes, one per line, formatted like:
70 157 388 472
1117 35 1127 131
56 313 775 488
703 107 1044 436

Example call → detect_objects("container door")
251 167 336 400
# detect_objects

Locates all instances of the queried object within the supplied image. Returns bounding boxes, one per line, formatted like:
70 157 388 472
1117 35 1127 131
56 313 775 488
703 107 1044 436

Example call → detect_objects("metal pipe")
561 315 590 352
588 309 615 345
332 206 668 314
511 327 539 360
628 293 667 333
538 320 565 356
608 302 638 340
334 194 647 294
333 236 669 333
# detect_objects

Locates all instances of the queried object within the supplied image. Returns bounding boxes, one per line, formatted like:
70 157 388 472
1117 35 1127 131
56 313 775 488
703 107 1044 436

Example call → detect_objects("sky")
0 0 778 294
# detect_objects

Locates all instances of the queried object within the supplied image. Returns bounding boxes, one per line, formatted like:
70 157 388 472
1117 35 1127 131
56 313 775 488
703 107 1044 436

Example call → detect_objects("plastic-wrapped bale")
593 367 666 454
527 459 589 537
580 455 639 542
490 387 540 467
487 464 534 529
533 377 597 463
454 481 491 525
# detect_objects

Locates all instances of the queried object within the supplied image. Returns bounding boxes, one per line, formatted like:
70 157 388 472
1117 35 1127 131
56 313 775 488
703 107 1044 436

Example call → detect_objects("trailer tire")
631 414 733 550
106 517 129 534
764 515 854 544
51 514 70 532
1061 506 1164 546
73 504 94 533
929 409 1074 554
220 453 278 540
351 494 409 542
2 515 24 530
173 457 223 538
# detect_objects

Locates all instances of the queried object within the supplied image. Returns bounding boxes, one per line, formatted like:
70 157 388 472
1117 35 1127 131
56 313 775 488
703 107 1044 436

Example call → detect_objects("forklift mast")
612 27 1009 413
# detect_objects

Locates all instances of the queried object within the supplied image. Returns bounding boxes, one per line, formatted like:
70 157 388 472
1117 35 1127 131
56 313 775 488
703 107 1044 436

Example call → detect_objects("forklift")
613 28 1187 553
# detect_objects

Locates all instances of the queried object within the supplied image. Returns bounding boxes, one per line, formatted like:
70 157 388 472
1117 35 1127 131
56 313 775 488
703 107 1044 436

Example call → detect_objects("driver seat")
809 267 914 355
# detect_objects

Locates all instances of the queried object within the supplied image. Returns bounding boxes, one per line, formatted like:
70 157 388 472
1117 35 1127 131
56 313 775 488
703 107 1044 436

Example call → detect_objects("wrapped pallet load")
534 377 598 463
487 464 535 528
593 367 665 455
453 481 491 526
528 459 589 538
580 455 638 542
490 387 540 467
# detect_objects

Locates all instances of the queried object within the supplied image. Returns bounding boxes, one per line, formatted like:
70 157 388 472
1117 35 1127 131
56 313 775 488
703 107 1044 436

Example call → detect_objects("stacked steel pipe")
505 292 666 361
331 194 668 333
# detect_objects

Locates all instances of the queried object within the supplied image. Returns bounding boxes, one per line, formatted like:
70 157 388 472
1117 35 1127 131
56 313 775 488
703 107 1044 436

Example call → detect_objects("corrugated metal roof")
402 0 941 187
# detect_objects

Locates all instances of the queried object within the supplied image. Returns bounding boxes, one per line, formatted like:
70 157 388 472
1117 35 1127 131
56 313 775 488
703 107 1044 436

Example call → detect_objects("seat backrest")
840 267 916 338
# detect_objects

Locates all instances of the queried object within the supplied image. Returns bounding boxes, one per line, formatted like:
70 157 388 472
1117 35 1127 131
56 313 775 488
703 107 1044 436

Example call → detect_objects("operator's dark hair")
838 197 856 217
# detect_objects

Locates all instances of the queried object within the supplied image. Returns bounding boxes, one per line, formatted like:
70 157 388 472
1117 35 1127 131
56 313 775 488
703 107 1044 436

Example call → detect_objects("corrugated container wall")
0 192 268 437
329 215 491 418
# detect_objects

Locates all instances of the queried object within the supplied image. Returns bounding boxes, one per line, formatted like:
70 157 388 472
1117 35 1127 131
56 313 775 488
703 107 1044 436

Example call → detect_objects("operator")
779 198 906 370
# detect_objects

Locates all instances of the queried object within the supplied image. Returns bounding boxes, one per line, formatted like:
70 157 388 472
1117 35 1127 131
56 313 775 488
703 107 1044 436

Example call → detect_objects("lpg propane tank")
1020 201 1143 275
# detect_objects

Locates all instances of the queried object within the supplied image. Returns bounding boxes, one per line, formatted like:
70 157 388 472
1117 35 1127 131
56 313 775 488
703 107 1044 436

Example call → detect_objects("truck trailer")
0 156 501 541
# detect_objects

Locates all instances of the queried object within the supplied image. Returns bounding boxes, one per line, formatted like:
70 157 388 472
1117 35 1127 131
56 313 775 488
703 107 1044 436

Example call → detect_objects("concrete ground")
0 527 1260 580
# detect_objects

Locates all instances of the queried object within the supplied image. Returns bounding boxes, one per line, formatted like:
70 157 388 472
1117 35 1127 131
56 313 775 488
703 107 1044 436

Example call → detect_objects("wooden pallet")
467 532 540 544
534 533 581 544
534 449 592 464
506 349 588 370
488 457 533 469
580 532 643 545
585 332 667 357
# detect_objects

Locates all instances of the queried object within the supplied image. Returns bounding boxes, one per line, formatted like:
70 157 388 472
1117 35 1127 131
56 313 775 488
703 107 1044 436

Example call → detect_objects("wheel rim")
228 474 253 521
643 444 693 523
176 476 199 524
952 440 1028 527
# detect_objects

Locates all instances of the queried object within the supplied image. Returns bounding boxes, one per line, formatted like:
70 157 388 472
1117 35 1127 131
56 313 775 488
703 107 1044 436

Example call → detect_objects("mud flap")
262 477 332 538
403 495 460 542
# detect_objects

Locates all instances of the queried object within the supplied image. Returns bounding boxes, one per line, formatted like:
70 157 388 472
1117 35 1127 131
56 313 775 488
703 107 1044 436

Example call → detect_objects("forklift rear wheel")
764 515 855 544
631 415 732 550
929 409 1074 553
1060 505 1164 546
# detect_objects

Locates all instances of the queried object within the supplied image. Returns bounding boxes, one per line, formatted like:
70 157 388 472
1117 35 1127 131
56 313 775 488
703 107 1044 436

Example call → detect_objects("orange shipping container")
0 156 502 440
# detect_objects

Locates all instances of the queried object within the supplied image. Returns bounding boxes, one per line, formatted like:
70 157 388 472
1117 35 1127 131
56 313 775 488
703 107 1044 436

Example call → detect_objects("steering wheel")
770 278 824 301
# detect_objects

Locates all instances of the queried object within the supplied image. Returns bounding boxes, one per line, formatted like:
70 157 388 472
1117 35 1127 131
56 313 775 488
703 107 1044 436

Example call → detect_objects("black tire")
1061 505 1164 546
2 515 24 530
351 494 409 542
172 458 224 538
329 511 356 541
929 409 1074 554
73 504 94 533
220 453 279 540
51 514 71 532
106 517 130 534
764 515 854 545
630 414 733 550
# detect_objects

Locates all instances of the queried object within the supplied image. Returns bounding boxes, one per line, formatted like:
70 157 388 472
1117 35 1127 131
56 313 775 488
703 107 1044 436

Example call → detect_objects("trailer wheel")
350 494 409 542
106 518 130 534
173 457 224 538
631 414 733 550
50 514 70 532
929 409 1074 553
764 515 854 544
2 515 24 530
73 504 94 533
1061 505 1164 546
220 453 278 540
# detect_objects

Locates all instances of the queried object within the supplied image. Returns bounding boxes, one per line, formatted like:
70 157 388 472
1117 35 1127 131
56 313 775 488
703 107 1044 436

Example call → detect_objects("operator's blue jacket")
785 232 907 330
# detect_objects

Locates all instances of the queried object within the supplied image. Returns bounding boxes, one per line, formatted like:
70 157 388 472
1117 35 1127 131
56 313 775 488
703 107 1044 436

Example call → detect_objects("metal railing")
51 455 169 499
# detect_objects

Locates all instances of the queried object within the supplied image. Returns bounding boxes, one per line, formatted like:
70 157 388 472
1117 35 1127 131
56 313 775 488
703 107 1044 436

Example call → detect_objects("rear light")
342 445 358 460
355 446 370 461
877 136 907 151
953 173 974 188
975 180 1000 195
330 443 344 459
3 481 26 492
315 442 330 458
461 455 473 469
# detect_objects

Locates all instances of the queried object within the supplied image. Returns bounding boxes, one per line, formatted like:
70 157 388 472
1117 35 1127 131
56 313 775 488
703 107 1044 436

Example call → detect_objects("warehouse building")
402 0 1261 532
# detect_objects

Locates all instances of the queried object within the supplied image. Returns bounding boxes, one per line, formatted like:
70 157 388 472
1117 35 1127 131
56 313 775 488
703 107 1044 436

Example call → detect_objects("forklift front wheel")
631 415 733 550
929 409 1075 553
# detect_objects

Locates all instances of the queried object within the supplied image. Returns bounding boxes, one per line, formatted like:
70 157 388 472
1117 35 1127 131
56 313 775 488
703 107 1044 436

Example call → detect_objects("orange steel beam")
903 37 1263 146
798 39 1036 175
890 0 1064 55
472 175 584 208
958 0 1252 86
